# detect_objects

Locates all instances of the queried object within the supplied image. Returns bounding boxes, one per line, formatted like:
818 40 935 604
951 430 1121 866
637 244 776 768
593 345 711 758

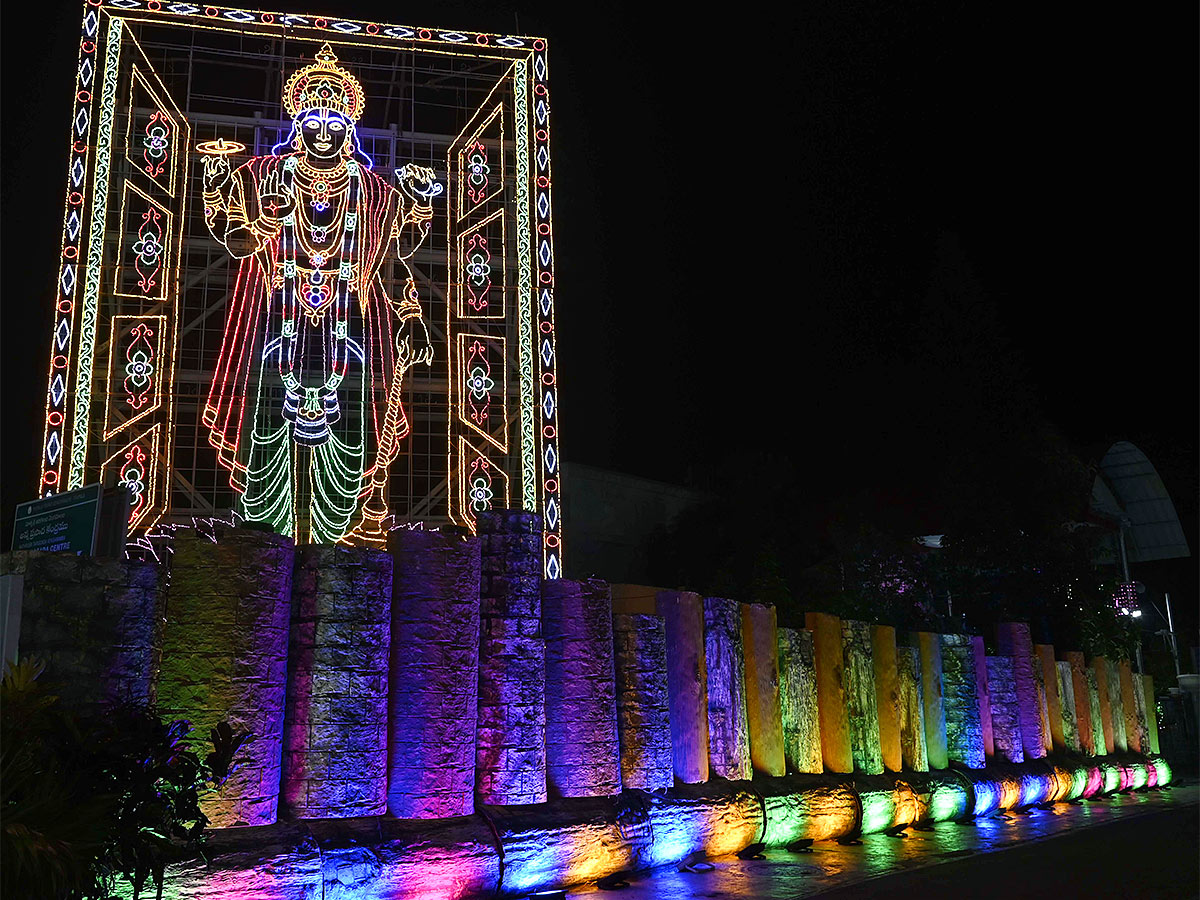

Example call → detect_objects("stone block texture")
806 612 852 774
2 551 163 711
985 655 1023 764
871 625 902 773
542 578 621 797
387 529 482 818
841 619 883 775
897 645 928 772
1055 661 1081 752
282 545 391 819
1085 665 1107 757
475 510 546 806
1118 660 1142 754
941 634 984 769
778 627 822 774
1104 658 1127 752
1130 671 1150 756
656 591 710 784
971 636 994 758
1061 651 1094 755
1030 643 1053 755
743 603 786 776
1036 644 1065 753
703 597 752 780
912 631 948 770
158 526 294 827
1141 674 1160 755
995 623 1047 760
612 613 673 790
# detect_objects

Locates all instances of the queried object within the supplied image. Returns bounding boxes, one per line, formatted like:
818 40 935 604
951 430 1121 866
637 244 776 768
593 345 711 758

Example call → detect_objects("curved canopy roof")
1091 441 1190 562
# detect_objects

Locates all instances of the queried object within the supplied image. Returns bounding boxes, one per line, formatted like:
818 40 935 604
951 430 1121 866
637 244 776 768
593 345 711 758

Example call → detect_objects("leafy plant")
1 658 251 900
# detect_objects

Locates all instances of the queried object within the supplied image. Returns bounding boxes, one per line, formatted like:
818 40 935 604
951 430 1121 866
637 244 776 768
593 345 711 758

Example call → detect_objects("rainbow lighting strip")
39 0 564 577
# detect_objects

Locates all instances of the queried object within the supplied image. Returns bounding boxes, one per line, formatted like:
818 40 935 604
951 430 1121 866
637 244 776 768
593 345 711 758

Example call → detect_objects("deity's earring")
342 126 355 158
292 133 302 151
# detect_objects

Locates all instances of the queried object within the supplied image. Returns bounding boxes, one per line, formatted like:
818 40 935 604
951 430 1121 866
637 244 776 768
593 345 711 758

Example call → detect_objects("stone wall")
996 623 1047 760
743 603 786 776
871 625 902 773
387 529 482 818
897 645 928 772
841 619 882 775
985 655 1023 764
971 635 993 758
941 634 984 769
1055 660 1080 752
1085 665 1107 757
806 612 852 774
282 545 391 819
1104 658 1127 752
778 627 822 775
611 613 673 789
476 511 546 805
2 551 163 711
912 632 948 770
158 527 294 827
542 578 621 797
703 596 751 780
1061 651 1093 755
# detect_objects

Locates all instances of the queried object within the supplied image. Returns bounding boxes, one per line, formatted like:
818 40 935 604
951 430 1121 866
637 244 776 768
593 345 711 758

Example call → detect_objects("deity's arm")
394 191 434 262
216 166 281 260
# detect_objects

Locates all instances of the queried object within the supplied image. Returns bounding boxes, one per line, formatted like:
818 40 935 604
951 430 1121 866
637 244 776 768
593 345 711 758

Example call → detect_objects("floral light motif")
123 322 156 409
466 139 489 205
132 208 164 292
142 110 171 178
119 443 148 521
465 340 493 426
465 233 491 312
468 456 494 512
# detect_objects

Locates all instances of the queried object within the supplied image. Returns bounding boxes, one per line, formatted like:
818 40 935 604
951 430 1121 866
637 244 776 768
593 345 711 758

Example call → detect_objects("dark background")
3 3 1195 632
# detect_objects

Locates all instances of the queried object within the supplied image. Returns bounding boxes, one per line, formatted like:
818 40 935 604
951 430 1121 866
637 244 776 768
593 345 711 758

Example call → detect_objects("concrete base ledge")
123 754 1173 899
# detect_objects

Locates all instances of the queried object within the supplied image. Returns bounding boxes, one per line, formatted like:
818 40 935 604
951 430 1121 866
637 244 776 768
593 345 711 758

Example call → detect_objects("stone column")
1031 644 1053 756
985 656 1023 764
158 527 294 827
1117 660 1142 754
1104 658 1127 752
897 645 927 771
387 528 482 819
1062 651 1094 755
806 612 852 774
995 623 1047 760
841 619 882 774
1055 660 1081 752
542 578 621 798
282 545 391 818
909 631 948 770
612 613 673 790
1141 674 1160 754
1129 671 1150 756
743 603 786 776
476 510 546 805
778 627 822 774
1085 664 1107 756
971 636 994 758
1035 644 1066 753
871 625 902 773
1 551 163 711
703 597 751 780
941 634 984 769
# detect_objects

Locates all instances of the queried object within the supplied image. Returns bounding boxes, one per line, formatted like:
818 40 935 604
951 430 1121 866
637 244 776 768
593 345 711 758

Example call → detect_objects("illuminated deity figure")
201 44 439 544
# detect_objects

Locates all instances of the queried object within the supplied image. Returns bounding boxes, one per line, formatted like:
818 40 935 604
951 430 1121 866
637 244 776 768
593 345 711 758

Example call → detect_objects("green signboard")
12 484 103 554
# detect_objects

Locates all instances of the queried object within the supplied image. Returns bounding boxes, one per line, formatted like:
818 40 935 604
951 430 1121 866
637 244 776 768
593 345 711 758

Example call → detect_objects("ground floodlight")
736 842 766 860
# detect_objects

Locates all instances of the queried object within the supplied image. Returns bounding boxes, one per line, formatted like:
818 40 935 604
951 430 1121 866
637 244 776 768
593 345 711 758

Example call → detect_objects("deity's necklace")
276 155 361 440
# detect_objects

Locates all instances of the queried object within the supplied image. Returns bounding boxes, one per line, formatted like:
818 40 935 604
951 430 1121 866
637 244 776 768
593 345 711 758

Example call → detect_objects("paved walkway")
569 783 1199 899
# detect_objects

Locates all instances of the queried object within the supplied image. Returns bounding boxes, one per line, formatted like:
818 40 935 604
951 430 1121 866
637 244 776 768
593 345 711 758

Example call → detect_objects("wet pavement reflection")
568 783 1198 899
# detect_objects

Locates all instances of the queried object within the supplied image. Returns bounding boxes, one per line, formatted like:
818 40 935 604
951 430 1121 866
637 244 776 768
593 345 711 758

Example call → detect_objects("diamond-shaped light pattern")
223 9 255 21
544 445 557 474
537 193 549 218
540 289 553 316
331 21 361 32
497 37 524 48
50 374 66 406
56 319 70 350
536 146 549 171
538 240 551 267
540 338 553 368
79 58 93 87
168 3 200 13
439 31 468 42
71 157 85 187
74 107 89 136
536 100 548 125
67 211 81 241
46 432 61 465
545 498 559 529
60 265 75 296
386 26 415 37
83 10 98 36
534 55 547 81
546 553 561 580
542 390 555 419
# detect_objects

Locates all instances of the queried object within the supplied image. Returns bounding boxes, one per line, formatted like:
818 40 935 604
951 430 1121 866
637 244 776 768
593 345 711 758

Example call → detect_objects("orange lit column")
806 612 853 774
743 603 786 776
1117 659 1142 754
1062 651 1094 755
872 625 902 773
1054 660 1081 752
1035 644 1065 753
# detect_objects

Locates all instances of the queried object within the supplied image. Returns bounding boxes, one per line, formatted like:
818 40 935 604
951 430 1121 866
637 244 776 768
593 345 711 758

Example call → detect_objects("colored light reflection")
972 779 1001 817
761 791 858 845
1046 766 1074 803
1126 762 1148 791
928 778 969 822
1145 762 1158 788
1101 762 1121 795
997 777 1023 811
1081 766 1104 798
1116 764 1131 792
1151 757 1172 786
1017 773 1047 808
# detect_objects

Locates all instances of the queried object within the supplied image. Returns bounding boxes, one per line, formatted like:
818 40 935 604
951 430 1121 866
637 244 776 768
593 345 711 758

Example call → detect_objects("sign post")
12 484 104 554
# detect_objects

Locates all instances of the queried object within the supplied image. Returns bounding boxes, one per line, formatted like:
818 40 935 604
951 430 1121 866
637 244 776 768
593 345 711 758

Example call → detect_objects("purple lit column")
704 596 752 781
985 655 1024 764
995 622 1047 760
387 528 482 818
282 545 391 818
542 578 621 797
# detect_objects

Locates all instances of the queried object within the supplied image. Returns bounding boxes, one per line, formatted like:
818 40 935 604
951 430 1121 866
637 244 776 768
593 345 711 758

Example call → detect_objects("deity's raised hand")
258 169 296 220
398 164 442 201
202 155 232 194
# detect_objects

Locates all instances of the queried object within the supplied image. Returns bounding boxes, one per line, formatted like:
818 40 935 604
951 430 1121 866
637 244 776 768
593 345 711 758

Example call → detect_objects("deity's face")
297 108 351 161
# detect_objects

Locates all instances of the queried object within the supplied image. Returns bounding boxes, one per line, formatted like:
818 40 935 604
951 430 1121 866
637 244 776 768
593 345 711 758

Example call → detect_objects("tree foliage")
1 659 250 900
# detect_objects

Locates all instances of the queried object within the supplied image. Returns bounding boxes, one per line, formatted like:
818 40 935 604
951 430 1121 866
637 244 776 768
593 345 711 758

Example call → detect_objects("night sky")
3 3 1195 597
